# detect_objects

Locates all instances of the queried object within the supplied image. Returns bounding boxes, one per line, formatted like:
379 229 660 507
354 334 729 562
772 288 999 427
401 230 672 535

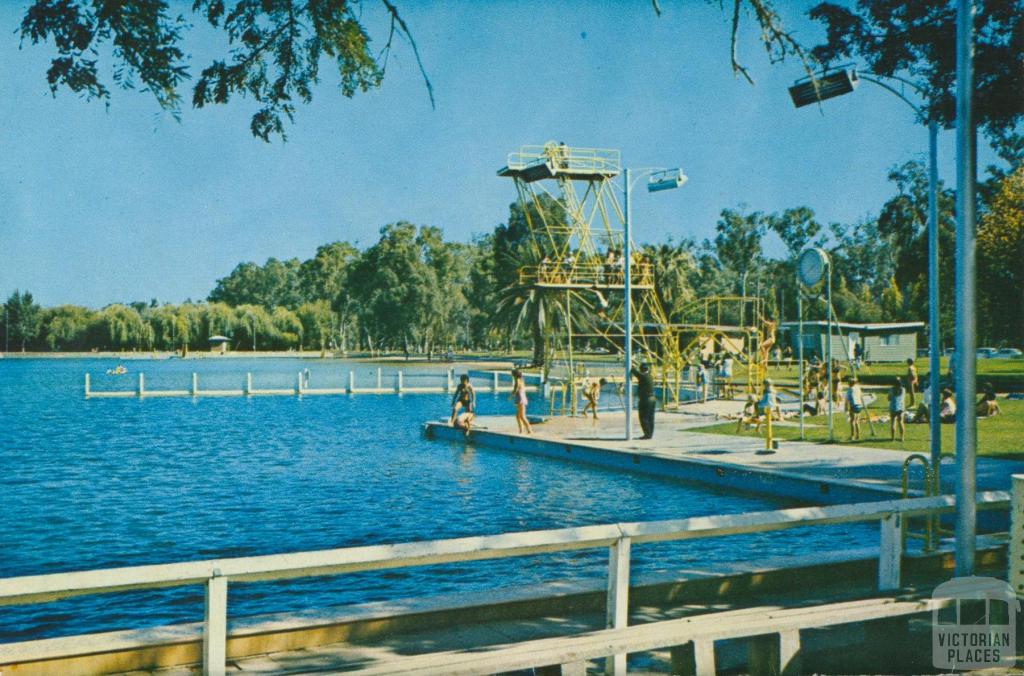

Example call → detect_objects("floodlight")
797 247 830 287
647 168 688 192
789 69 859 108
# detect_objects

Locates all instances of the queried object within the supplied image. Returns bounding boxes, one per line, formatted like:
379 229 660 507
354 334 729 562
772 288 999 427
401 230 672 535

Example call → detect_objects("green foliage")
90 304 153 350
4 290 42 352
41 304 94 351
297 300 334 354
20 0 430 141
209 258 303 309
978 166 1024 346
808 0 1024 139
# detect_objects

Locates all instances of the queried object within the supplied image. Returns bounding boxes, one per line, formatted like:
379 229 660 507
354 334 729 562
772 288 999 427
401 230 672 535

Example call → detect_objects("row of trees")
4 161 1021 356
0 295 336 355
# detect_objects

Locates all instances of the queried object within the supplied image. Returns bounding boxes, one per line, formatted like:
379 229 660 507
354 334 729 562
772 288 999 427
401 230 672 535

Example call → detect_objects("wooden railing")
0 491 1011 675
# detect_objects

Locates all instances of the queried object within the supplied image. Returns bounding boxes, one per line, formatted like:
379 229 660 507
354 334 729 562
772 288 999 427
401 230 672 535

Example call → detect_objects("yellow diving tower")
497 142 684 412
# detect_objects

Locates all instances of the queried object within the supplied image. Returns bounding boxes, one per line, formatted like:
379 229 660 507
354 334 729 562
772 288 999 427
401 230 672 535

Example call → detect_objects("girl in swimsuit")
511 369 532 434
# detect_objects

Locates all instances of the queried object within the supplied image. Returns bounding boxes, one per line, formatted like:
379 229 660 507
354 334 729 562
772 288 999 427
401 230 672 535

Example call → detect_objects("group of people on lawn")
737 356 1002 442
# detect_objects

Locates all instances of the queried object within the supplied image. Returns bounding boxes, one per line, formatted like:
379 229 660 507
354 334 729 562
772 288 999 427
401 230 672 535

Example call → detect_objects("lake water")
0 357 872 642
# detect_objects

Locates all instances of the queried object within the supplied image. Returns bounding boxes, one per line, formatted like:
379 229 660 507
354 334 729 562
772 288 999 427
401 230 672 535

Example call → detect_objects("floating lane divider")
84 370 539 399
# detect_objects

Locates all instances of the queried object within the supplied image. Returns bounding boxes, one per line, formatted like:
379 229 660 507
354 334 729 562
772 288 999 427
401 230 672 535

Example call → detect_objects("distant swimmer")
106 365 127 376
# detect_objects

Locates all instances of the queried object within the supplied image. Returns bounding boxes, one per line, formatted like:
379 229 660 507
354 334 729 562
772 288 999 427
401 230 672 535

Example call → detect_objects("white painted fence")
0 491 1011 676
85 369 536 399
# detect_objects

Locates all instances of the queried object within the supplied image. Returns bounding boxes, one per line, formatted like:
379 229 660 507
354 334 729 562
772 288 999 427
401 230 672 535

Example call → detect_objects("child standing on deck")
511 369 532 434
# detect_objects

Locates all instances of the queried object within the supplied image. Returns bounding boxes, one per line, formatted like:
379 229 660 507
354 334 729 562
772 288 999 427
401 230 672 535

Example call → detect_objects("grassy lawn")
753 356 1024 383
698 391 1024 458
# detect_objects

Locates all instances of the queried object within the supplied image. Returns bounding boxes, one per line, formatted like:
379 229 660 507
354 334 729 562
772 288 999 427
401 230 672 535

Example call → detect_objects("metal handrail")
519 261 654 287
0 492 1008 605
0 491 1011 673
505 145 621 173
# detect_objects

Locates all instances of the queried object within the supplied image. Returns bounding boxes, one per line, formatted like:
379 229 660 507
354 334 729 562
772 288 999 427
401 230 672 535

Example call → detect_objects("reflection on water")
0 357 871 641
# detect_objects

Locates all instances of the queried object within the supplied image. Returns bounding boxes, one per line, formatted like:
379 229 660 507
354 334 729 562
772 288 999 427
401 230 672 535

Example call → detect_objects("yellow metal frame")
501 142 684 411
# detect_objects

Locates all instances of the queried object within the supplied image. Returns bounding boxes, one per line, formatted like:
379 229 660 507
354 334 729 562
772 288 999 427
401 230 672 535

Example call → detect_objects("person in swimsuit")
845 376 865 441
511 368 532 434
581 377 607 421
906 358 918 407
450 375 475 426
889 378 906 442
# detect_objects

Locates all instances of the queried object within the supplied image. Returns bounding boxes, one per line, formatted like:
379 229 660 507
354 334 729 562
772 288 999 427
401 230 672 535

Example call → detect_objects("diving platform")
498 144 621 182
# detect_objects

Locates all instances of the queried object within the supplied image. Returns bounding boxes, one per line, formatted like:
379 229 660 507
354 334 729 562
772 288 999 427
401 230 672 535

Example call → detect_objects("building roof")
779 321 925 332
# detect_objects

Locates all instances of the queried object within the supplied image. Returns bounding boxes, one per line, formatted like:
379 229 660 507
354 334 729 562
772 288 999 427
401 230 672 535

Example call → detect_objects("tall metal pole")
623 168 634 441
826 270 834 442
954 0 977 577
798 293 804 440
927 119 942 491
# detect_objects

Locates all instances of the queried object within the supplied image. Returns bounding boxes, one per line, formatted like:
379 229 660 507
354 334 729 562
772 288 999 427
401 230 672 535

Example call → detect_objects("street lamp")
790 66 942 486
797 247 834 442
623 166 688 440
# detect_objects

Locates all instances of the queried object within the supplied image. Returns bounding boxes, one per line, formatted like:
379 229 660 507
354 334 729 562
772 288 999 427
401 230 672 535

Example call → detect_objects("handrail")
0 491 1011 675
0 492 1008 606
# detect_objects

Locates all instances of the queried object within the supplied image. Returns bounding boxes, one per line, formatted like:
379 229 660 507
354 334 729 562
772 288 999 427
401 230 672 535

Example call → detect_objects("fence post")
446 369 453 393
493 371 500 392
878 512 903 591
1010 475 1024 595
246 372 252 396
397 371 403 393
296 371 303 395
192 373 198 396
203 571 228 676
84 373 91 398
348 371 356 394
605 535 631 675
138 372 145 397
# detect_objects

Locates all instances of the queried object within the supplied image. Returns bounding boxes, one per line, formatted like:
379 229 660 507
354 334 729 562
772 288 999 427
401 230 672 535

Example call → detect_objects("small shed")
779 321 923 363
208 335 230 355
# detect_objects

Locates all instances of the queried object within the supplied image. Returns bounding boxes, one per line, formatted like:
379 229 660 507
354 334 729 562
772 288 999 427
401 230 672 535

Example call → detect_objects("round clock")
797 248 829 288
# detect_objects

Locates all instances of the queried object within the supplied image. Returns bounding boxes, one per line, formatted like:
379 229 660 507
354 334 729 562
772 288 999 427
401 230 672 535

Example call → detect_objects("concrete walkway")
435 408 1024 498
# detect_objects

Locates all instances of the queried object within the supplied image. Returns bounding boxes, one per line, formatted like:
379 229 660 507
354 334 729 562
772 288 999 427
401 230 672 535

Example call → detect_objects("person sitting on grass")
736 394 759 433
940 389 957 424
976 382 1001 417
804 387 826 416
845 376 865 441
889 378 906 442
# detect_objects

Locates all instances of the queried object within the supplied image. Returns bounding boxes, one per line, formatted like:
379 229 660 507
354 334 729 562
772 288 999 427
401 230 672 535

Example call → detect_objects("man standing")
631 361 657 439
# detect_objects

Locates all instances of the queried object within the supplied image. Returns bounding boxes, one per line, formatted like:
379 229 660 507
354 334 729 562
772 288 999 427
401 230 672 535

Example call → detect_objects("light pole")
797 248 833 442
953 0 977 577
623 167 688 440
790 67 942 475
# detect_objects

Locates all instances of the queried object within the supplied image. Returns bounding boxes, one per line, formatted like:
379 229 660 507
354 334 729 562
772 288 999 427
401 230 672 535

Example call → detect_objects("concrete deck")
426 407 1024 504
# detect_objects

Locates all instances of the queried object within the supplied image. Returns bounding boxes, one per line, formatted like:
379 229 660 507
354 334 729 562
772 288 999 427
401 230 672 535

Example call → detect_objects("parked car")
976 347 998 359
996 348 1023 359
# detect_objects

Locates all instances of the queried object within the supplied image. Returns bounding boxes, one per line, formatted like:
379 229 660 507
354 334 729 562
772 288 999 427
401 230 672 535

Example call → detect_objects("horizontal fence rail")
84 369 537 400
0 491 1011 675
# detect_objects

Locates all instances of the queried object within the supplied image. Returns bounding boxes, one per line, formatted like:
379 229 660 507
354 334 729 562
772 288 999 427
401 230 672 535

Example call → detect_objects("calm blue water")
0 358 872 642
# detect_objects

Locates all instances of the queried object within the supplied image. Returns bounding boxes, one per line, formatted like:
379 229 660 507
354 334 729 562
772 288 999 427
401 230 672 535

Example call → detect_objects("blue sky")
0 1 996 307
